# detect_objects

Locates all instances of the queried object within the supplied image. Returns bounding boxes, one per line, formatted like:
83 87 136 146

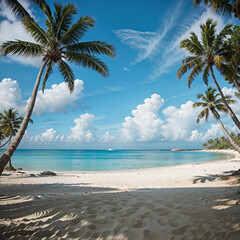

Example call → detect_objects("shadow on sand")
0 186 239 240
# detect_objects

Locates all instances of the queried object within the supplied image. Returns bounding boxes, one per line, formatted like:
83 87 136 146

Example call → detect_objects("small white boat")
108 148 114 151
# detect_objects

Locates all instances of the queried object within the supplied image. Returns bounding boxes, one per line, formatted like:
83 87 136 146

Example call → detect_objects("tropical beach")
1 0 240 239
0 150 240 239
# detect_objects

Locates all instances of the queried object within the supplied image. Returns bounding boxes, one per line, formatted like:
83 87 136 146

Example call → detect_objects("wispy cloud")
113 0 183 66
150 9 225 80
114 0 228 82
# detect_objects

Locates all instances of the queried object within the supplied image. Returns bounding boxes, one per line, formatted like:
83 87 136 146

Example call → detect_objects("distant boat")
108 148 114 151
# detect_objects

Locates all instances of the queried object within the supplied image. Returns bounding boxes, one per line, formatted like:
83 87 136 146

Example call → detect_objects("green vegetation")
202 133 240 149
193 0 240 19
0 108 33 170
193 87 240 152
0 1 115 175
177 19 240 130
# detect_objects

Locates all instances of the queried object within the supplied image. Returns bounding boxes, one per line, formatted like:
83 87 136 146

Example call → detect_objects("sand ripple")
0 188 239 240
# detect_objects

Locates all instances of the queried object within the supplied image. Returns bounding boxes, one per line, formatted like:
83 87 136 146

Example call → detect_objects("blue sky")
0 0 239 149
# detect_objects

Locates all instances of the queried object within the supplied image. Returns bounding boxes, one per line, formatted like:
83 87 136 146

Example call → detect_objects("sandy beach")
0 150 239 239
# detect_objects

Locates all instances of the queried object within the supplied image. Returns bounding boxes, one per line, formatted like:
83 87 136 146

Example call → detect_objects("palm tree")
193 0 240 19
193 87 240 152
177 18 240 131
0 2 116 175
223 25 240 92
0 108 33 170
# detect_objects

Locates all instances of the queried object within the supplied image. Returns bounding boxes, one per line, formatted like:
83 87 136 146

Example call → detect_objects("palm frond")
0 40 44 57
214 55 225 69
180 33 204 55
176 56 202 80
196 108 209 123
22 17 50 46
202 65 210 85
64 41 116 58
58 60 75 92
64 51 109 77
60 16 95 45
187 63 204 88
54 3 77 40
42 61 53 92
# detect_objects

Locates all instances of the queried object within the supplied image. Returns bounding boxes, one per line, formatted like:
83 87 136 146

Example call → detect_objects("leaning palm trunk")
212 111 240 153
0 62 47 175
210 66 240 130
232 77 240 93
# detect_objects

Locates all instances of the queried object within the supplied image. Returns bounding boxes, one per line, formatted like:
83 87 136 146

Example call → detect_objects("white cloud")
121 94 164 141
100 131 115 142
151 9 225 80
0 78 84 115
0 1 42 67
162 101 201 141
33 79 84 115
68 113 96 142
34 128 64 143
113 1 182 66
0 78 24 112
114 29 162 64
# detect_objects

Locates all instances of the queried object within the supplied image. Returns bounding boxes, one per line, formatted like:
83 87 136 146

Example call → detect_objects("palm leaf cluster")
0 2 116 93
193 0 240 19
0 108 23 147
193 87 235 122
177 19 233 88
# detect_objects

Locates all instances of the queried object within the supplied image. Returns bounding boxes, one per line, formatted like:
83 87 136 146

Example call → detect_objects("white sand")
0 150 239 239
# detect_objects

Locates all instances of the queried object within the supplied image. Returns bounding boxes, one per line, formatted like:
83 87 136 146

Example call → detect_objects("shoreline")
1 149 239 240
0 149 239 194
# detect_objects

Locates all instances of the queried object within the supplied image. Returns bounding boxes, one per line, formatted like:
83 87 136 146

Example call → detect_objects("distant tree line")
202 133 240 150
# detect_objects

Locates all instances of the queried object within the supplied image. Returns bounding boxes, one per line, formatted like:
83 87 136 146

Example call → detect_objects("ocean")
0 149 231 171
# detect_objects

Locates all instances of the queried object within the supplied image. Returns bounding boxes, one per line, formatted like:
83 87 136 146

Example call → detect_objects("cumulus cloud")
0 78 84 115
100 131 115 142
68 113 96 142
34 128 64 143
33 79 84 115
0 0 42 67
121 94 164 141
0 78 24 113
161 101 201 141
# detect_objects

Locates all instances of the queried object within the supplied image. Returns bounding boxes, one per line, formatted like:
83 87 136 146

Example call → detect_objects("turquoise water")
0 149 231 171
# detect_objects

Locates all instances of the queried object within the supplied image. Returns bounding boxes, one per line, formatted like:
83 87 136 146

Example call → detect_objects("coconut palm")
223 25 240 92
177 18 240 131
193 87 240 152
0 108 33 170
0 2 116 174
193 0 240 19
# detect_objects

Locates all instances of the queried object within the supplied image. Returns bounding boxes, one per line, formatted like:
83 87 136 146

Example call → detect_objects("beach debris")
40 171 57 176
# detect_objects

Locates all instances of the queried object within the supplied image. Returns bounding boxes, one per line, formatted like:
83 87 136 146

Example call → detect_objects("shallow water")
0 149 231 171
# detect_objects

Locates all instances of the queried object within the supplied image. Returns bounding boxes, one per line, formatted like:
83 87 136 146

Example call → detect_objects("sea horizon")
0 149 230 172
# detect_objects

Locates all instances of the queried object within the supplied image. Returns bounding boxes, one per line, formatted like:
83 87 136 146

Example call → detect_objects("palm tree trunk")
210 66 240 130
232 77 240 93
0 61 48 175
212 112 240 153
